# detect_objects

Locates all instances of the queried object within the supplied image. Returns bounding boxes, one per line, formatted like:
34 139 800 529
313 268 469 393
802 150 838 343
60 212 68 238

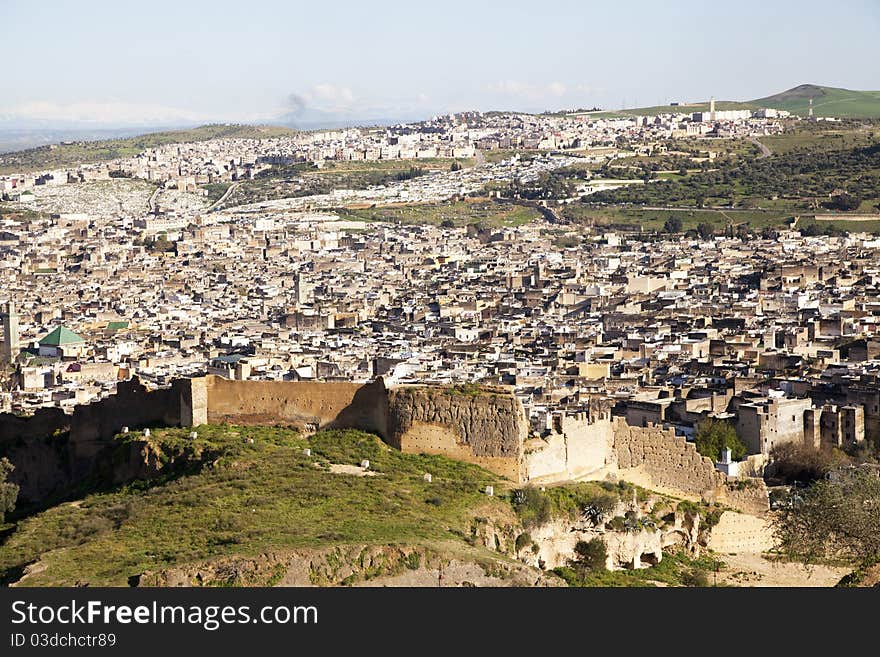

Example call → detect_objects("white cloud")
547 81 567 97
484 80 601 104
308 83 355 107
0 100 217 125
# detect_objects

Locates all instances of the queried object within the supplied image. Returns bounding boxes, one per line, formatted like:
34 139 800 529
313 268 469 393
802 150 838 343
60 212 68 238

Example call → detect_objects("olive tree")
773 468 880 565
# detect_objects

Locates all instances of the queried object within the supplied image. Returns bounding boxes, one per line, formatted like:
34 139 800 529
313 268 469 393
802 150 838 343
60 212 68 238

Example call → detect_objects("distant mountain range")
618 84 880 119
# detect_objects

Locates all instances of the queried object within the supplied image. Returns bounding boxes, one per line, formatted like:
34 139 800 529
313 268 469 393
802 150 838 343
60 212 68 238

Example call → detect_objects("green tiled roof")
39 325 85 346
106 321 130 331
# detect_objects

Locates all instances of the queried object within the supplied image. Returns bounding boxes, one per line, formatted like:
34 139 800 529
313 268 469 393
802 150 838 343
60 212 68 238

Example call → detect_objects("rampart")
386 386 526 481
523 415 769 514
0 376 768 515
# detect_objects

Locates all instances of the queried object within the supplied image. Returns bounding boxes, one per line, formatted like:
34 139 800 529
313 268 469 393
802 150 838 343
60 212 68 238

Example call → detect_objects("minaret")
709 96 716 122
1 302 20 364
808 97 814 119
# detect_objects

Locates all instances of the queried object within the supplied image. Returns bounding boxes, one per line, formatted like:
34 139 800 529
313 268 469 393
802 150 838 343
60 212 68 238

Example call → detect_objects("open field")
618 100 757 117
761 121 880 155
560 203 793 232
337 198 542 227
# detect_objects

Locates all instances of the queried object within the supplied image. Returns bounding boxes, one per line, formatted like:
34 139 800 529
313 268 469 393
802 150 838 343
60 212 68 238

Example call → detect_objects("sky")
1 0 879 128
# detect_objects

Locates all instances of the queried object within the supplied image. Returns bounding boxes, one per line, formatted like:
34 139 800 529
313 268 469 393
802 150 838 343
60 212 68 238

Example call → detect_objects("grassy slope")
618 101 757 117
0 426 501 586
0 423 735 587
0 124 299 174
751 85 880 118
614 85 880 119
337 199 540 228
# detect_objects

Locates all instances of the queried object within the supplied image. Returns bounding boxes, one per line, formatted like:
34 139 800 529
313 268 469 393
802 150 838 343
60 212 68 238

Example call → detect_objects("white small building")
715 448 739 477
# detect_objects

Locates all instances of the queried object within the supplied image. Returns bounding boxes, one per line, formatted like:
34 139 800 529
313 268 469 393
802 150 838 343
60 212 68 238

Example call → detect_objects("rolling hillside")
0 124 299 174
750 84 880 118
617 100 757 117
611 85 880 119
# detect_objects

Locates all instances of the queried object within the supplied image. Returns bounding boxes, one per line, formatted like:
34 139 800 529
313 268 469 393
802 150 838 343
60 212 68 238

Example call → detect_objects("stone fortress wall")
0 376 768 515
523 413 769 515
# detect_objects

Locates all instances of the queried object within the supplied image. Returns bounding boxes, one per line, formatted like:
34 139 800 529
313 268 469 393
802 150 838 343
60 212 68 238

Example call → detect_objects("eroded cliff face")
387 386 528 480
127 544 561 588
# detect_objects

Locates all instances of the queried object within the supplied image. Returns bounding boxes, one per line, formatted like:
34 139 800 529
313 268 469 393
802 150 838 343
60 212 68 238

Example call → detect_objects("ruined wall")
0 378 192 506
203 376 387 436
611 419 769 513
612 420 720 499
0 407 71 505
1 375 771 509
706 511 775 554
386 386 526 481
524 417 614 483
523 416 769 514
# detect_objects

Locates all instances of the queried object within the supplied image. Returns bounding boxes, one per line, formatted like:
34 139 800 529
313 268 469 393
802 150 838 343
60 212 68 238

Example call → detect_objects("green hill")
750 84 880 118
0 124 298 174
618 100 757 117
611 85 880 119
0 426 515 586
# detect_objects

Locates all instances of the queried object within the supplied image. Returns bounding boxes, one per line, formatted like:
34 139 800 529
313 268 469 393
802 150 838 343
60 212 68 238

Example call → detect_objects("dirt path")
717 552 849 587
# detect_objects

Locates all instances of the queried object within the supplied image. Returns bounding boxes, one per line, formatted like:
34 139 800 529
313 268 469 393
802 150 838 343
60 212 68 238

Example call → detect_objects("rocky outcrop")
130 544 561 588
516 496 704 572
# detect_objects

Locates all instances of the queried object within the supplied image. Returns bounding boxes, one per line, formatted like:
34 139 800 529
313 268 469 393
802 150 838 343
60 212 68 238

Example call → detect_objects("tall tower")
1 302 20 364
709 97 716 122
808 98 814 119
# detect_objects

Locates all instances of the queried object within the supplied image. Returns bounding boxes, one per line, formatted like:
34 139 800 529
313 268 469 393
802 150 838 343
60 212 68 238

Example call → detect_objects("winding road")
750 137 772 159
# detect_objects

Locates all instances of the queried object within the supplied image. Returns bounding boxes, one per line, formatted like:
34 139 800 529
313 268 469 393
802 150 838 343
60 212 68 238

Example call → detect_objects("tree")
829 192 861 211
663 216 683 233
767 442 849 485
774 468 880 565
694 418 747 461
450 161 463 172
696 222 715 240
0 458 19 523
440 219 455 228
572 538 607 573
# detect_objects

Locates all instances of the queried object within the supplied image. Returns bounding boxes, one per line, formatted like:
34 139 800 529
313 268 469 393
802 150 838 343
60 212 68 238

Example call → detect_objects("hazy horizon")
1 0 878 130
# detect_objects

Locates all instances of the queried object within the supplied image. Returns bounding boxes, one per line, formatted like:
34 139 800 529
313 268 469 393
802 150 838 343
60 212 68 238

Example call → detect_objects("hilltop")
750 84 880 118
0 424 748 588
0 124 298 174
607 84 880 119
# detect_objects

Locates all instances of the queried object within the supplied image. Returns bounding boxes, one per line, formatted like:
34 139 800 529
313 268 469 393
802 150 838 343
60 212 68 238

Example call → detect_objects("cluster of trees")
774 468 880 566
588 142 880 209
824 192 861 211
693 418 747 461
660 217 719 240
0 458 19 523
503 171 575 201
799 223 849 237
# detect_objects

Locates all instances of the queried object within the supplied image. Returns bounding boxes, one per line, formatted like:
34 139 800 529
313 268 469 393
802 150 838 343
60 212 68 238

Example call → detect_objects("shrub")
573 538 607 572
515 532 532 552
680 568 709 587
0 458 19 524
